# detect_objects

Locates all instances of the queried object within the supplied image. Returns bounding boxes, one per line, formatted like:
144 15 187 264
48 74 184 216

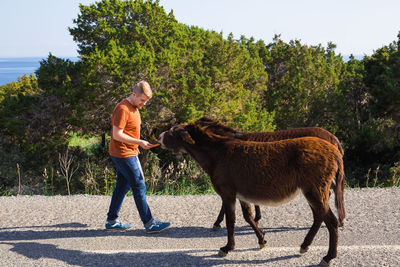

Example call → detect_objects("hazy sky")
1 0 399 58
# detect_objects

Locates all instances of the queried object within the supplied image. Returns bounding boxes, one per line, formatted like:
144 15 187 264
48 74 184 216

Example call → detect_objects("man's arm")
112 126 153 149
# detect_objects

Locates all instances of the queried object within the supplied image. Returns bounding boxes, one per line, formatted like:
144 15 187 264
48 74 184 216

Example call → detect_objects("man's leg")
113 156 153 225
105 157 132 229
110 155 170 233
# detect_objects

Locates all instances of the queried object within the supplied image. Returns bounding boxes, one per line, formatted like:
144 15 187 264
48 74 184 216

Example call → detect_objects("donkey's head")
157 123 195 157
158 121 231 157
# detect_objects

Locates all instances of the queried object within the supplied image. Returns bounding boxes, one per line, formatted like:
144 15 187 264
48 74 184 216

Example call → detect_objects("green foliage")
363 33 400 119
35 54 81 98
68 132 101 156
262 35 345 130
345 118 398 163
338 35 400 184
0 74 42 140
0 74 40 102
336 56 368 127
0 57 76 174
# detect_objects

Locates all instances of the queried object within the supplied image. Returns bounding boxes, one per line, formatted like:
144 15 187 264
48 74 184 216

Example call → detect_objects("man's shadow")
2 241 302 267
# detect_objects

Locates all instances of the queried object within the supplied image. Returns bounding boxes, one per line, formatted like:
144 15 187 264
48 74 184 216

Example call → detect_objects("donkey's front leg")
218 197 236 257
212 204 225 231
254 205 262 223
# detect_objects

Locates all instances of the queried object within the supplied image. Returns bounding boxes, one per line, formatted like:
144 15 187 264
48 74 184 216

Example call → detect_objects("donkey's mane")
190 121 235 144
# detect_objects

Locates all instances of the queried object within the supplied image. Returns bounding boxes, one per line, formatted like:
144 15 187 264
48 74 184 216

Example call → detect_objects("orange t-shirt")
109 99 141 158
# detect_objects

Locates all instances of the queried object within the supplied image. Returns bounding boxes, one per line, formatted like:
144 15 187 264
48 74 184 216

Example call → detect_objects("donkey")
158 121 345 266
196 117 345 230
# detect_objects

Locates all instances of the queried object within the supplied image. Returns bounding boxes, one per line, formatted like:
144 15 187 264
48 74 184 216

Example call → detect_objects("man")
106 80 170 233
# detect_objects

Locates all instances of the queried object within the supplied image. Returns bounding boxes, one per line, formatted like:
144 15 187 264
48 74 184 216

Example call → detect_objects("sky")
1 0 400 58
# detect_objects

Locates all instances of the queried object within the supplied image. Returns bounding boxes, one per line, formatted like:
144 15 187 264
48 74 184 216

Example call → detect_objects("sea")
0 57 77 86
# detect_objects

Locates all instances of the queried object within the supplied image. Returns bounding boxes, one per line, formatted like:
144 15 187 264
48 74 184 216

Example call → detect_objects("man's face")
132 93 150 109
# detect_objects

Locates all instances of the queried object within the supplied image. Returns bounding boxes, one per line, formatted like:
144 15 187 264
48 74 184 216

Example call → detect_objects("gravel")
0 188 399 266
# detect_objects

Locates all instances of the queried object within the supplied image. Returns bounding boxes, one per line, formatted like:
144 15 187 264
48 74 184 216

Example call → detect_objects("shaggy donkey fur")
196 117 345 229
158 122 345 266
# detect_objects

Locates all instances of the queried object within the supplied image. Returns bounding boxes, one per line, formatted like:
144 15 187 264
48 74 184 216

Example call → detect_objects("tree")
350 32 400 165
335 55 369 134
69 0 275 136
0 68 72 173
261 35 345 130
69 0 178 138
363 32 400 121
0 74 40 102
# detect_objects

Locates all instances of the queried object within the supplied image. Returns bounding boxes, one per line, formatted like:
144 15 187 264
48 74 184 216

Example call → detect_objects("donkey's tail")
334 157 346 227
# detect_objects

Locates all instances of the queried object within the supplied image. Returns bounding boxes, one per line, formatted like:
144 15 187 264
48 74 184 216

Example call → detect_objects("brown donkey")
158 121 345 266
196 117 345 230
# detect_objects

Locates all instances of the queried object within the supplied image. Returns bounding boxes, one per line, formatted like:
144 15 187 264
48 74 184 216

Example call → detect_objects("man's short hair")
133 81 152 98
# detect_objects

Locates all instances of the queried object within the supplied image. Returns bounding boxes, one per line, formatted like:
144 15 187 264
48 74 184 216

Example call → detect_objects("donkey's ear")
179 130 195 144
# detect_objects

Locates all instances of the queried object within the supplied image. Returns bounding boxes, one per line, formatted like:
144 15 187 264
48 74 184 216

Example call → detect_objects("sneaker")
145 218 171 233
105 219 132 230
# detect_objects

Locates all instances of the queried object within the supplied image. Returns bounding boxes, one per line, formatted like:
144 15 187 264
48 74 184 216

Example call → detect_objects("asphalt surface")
1 188 399 266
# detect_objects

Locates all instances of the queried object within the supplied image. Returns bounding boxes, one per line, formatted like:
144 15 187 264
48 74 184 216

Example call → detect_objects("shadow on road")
1 241 302 266
0 223 309 242
0 223 88 231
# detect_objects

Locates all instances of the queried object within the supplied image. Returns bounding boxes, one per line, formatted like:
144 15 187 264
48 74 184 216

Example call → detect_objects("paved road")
1 188 399 266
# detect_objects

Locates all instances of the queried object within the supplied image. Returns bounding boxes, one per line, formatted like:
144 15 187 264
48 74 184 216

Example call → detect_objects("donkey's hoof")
259 243 267 249
218 249 228 257
212 225 221 231
319 259 330 266
300 247 309 254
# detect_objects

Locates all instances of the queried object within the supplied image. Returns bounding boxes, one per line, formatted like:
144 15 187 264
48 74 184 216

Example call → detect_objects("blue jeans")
107 155 153 225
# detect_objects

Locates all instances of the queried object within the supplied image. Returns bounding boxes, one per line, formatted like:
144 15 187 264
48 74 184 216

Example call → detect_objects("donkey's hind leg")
300 204 323 253
240 201 267 249
302 190 338 266
320 208 339 266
